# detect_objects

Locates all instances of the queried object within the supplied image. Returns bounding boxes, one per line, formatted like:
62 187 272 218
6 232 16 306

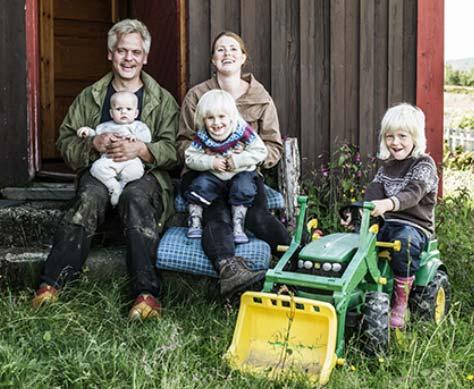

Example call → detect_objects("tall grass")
0 193 473 388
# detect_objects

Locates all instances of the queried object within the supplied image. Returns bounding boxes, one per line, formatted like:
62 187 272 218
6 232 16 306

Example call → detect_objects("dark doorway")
37 0 186 178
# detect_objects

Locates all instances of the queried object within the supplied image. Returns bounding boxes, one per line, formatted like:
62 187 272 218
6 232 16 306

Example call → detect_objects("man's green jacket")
56 71 179 231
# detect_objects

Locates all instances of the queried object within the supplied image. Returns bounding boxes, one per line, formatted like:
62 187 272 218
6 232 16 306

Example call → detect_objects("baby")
77 91 151 206
184 89 268 243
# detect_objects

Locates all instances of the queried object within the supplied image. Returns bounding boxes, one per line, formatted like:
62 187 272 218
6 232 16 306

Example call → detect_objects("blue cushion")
175 184 284 213
156 227 271 277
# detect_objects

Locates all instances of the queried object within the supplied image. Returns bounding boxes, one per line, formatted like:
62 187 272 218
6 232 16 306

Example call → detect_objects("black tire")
360 291 390 355
409 270 451 324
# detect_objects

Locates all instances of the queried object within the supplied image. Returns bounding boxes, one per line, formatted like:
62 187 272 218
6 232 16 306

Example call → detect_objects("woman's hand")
370 199 394 217
213 157 227 172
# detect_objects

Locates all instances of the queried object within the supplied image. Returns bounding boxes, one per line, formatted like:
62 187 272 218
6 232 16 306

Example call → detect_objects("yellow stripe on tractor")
225 291 338 385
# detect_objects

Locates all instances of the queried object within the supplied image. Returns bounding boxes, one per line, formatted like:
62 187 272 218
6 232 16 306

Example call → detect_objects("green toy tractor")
225 196 450 385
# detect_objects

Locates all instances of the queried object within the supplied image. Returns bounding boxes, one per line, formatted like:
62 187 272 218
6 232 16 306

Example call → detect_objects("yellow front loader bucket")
225 292 338 385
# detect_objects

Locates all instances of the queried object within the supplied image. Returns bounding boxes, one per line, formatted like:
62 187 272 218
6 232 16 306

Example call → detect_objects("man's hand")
370 198 394 217
106 138 148 162
92 133 121 153
77 127 94 138
213 157 227 172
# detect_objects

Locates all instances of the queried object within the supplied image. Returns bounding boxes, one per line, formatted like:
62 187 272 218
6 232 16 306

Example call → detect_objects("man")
32 19 179 320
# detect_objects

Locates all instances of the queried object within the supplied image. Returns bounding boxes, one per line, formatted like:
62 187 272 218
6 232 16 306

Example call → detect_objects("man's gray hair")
107 19 151 54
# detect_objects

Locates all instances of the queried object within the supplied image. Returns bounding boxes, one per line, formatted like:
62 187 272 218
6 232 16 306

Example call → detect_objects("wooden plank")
241 0 271 89
417 0 444 192
130 0 180 99
188 0 211 86
344 0 360 145
0 1 30 186
54 19 109 39
53 0 113 22
210 0 241 39
270 0 299 138
300 0 330 173
330 0 346 152
388 0 404 105
26 0 41 175
54 36 110 81
359 0 376 160
374 0 389 143
40 0 57 159
403 0 417 103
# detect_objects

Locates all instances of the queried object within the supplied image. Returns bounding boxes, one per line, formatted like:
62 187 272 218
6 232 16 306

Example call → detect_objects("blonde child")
77 91 151 206
363 103 438 328
184 89 268 243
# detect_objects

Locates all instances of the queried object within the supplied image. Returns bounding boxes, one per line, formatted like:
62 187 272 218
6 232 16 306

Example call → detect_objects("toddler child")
361 103 439 328
77 91 151 206
184 89 268 243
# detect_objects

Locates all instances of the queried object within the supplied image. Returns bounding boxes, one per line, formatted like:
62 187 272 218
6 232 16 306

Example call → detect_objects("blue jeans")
378 221 428 277
184 171 258 207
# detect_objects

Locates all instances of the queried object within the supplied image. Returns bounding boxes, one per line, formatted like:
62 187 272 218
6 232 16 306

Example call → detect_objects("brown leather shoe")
128 293 161 321
32 284 58 308
218 256 266 296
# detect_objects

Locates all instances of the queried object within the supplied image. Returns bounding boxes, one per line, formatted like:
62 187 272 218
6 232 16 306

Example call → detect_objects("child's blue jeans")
378 221 428 277
185 171 257 207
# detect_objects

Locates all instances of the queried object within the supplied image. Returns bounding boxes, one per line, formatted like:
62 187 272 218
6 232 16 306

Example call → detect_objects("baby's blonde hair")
110 91 138 108
194 90 245 131
378 103 427 160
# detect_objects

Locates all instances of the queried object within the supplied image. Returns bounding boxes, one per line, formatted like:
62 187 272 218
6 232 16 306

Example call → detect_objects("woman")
177 31 291 297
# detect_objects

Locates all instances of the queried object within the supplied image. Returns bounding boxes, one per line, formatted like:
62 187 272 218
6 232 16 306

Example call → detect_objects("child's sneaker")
187 203 203 239
32 284 58 308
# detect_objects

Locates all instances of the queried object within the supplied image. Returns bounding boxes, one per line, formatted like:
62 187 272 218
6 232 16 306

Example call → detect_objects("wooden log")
278 137 301 228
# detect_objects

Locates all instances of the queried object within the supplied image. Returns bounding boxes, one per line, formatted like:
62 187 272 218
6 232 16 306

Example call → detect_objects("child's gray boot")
187 203 203 239
232 205 249 244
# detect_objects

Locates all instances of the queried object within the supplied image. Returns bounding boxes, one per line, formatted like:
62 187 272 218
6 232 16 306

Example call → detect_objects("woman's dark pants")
182 171 291 268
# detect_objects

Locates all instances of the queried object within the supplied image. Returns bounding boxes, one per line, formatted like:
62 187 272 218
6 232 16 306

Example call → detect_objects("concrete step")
0 200 68 247
0 246 127 289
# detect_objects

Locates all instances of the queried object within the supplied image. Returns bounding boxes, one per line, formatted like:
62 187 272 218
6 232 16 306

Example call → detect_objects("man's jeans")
40 171 163 297
378 221 428 277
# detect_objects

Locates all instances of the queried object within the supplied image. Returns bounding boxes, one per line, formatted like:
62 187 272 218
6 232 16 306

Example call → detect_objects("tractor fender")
414 258 447 287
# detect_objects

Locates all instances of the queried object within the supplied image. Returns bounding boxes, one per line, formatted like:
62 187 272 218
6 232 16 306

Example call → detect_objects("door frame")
25 0 188 178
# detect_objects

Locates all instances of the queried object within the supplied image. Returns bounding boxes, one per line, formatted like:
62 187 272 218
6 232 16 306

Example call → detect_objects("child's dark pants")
378 221 428 277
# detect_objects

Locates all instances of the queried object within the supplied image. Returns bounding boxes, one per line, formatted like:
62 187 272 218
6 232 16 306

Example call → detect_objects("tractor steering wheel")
339 202 384 232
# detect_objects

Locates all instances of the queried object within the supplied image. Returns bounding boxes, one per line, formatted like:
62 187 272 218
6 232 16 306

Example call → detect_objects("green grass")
1 194 473 388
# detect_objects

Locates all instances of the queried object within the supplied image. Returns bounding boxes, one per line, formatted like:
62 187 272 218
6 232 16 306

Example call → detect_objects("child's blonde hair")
194 90 245 131
378 103 427 160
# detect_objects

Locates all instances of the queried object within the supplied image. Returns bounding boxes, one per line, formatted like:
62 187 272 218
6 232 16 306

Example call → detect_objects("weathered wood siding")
187 0 418 174
0 1 30 186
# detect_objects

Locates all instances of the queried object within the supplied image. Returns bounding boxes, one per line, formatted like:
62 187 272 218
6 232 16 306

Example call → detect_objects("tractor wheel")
360 291 390 355
409 270 451 324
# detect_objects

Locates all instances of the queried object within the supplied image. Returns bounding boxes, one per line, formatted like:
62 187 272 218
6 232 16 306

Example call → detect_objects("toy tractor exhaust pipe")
225 292 339 385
